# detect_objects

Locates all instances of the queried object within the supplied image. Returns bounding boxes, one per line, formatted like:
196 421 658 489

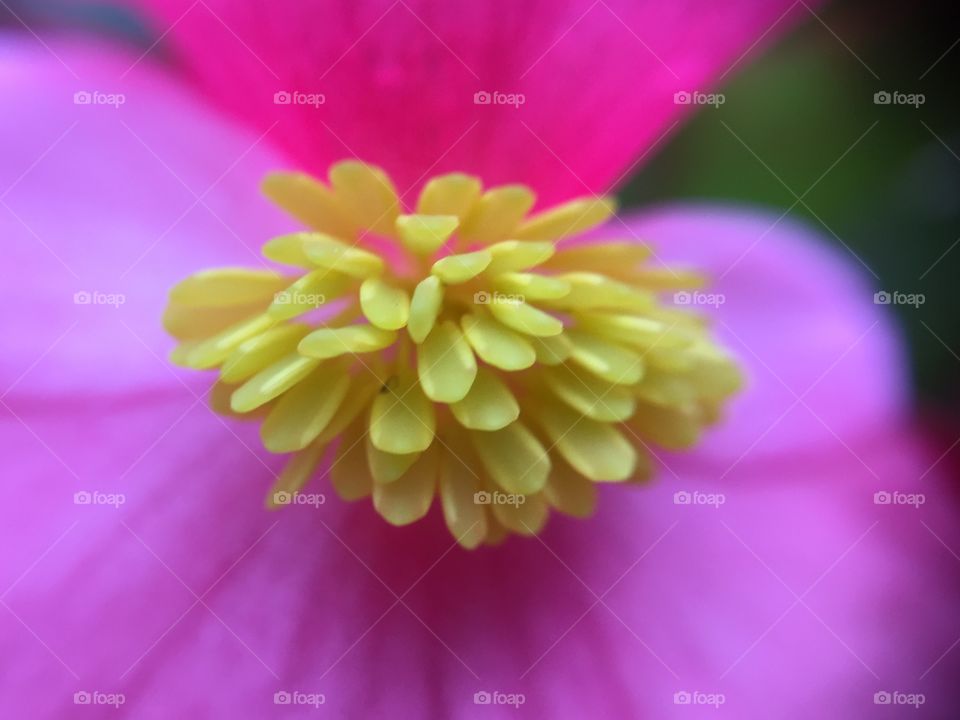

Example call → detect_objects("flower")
1 1 958 718
166 162 741 545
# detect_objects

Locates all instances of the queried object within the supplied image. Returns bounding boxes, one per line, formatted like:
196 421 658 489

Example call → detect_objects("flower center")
164 160 742 548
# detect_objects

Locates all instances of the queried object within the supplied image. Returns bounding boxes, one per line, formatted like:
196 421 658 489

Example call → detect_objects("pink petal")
3 395 958 717
0 34 293 400
130 0 816 204
619 203 908 464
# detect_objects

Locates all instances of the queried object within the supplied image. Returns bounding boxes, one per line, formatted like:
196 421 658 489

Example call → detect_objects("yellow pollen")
164 160 743 548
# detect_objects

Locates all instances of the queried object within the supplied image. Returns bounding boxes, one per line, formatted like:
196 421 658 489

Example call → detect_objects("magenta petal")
618 203 908 465
131 0 816 203
0 35 292 399
2 396 958 717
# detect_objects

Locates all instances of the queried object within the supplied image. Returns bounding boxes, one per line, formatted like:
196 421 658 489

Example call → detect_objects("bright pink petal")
3 395 958 717
130 0 815 204
0 34 293 399
619 203 908 464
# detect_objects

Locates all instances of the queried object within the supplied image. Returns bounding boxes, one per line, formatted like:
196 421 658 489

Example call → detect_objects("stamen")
164 160 743 548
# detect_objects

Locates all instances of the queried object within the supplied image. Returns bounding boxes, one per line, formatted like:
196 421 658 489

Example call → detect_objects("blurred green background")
621 0 960 411
4 0 959 411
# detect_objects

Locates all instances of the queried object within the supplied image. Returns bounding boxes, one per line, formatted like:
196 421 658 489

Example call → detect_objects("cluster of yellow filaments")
163 160 742 548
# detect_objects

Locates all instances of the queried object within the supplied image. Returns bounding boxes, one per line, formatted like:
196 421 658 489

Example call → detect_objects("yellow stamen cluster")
164 160 741 548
